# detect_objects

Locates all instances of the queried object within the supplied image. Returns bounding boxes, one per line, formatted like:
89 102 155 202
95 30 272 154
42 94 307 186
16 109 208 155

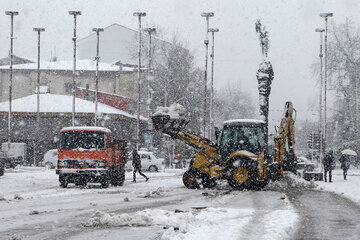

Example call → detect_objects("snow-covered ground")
316 168 360 205
0 167 299 240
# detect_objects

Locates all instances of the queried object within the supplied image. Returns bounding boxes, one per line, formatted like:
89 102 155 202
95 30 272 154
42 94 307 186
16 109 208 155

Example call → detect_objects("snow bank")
264 172 316 192
153 103 187 119
83 207 254 239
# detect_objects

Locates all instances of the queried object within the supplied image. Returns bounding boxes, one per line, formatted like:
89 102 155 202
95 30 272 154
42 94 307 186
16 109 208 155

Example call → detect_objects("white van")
41 149 58 169
125 151 164 172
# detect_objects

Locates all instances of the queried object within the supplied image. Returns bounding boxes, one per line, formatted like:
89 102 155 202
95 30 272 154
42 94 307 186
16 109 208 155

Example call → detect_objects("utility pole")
69 11 81 126
315 28 324 165
33 27 45 166
5 11 19 150
201 12 214 138
92 28 104 126
320 12 333 155
144 27 156 149
208 28 219 141
133 12 146 150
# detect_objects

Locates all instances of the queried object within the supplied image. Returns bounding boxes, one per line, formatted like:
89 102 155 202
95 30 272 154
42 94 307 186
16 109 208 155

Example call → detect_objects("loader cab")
219 119 267 160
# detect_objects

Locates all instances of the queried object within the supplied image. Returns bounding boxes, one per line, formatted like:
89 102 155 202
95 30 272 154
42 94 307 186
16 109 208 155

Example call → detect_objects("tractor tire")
183 169 203 189
0 163 4 176
226 158 257 190
201 174 217 188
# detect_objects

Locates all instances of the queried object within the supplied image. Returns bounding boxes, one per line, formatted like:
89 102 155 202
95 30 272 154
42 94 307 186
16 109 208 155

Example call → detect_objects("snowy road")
0 167 297 240
1 168 360 239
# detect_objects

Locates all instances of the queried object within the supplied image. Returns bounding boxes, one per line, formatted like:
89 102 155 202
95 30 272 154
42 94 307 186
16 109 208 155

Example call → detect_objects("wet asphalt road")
290 190 360 240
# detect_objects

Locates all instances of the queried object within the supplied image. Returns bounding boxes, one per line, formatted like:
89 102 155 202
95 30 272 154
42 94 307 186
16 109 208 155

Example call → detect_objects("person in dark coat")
323 150 334 182
339 154 351 180
132 148 149 182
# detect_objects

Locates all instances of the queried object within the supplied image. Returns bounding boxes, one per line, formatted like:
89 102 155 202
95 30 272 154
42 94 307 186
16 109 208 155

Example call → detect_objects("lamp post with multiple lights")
5 11 19 150
92 28 104 126
315 27 325 164
33 27 45 166
208 27 219 141
320 12 333 155
201 12 214 138
69 10 82 126
133 12 146 150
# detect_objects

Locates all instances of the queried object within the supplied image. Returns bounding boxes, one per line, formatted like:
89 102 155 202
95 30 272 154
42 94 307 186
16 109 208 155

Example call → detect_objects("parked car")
40 149 58 169
125 150 164 172
0 150 18 168
296 157 316 178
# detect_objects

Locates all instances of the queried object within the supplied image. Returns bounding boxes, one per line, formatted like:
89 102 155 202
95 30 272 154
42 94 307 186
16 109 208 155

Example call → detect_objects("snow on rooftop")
61 126 111 133
223 119 265 125
0 93 147 120
0 60 137 72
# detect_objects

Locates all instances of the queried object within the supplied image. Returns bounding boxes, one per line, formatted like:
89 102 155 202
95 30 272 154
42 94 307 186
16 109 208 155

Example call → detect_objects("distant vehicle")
41 149 58 169
0 150 18 169
296 157 316 178
1 143 27 165
125 150 164 172
56 126 127 188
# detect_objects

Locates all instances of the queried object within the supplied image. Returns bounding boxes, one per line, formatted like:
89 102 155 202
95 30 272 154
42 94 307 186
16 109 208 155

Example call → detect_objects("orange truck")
56 126 127 188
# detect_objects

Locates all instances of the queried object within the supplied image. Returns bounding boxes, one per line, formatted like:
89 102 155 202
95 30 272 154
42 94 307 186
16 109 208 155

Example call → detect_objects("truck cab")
56 126 126 188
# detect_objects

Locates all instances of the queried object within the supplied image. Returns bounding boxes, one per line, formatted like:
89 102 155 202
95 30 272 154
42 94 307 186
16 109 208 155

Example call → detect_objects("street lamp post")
69 10 81 127
144 27 156 149
320 12 333 155
208 28 219 141
315 28 324 165
92 28 104 127
5 11 19 150
133 12 146 150
33 27 45 166
201 12 214 138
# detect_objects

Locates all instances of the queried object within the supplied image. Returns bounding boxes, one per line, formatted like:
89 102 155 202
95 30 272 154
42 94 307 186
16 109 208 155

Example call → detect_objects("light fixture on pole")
315 27 324 164
208 27 219 141
320 12 333 155
92 28 104 127
144 27 156 149
201 12 214 138
69 10 82 127
5 11 19 150
133 12 146 150
33 27 45 166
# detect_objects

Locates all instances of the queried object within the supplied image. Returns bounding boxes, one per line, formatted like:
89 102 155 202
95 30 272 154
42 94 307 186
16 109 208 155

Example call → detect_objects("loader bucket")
152 115 189 133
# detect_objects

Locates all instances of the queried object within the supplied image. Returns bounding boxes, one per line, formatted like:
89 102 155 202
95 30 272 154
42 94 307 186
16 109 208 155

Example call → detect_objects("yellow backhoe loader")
152 101 297 190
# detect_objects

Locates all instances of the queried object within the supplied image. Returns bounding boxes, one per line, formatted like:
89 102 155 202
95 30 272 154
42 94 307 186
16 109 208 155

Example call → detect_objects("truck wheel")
149 165 158 172
101 176 110 188
0 163 4 176
226 158 257 190
59 176 68 188
118 169 125 186
183 169 202 189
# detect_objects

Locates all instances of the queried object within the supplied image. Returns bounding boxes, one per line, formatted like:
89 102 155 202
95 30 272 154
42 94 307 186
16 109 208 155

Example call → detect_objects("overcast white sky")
0 0 359 129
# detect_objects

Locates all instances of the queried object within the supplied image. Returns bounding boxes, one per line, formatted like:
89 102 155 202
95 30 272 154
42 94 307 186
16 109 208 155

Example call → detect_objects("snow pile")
264 172 316 191
143 187 166 198
153 103 186 119
83 207 254 239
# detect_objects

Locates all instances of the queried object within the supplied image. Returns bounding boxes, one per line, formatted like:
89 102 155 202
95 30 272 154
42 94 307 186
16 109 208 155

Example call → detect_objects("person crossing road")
132 148 149 182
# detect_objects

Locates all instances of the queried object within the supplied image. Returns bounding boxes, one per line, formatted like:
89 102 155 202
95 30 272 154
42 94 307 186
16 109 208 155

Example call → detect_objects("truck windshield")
60 131 106 150
220 125 266 157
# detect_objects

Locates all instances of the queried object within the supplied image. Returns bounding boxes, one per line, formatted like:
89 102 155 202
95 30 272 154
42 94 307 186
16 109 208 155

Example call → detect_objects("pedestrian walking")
132 148 149 182
323 150 334 182
339 154 351 180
